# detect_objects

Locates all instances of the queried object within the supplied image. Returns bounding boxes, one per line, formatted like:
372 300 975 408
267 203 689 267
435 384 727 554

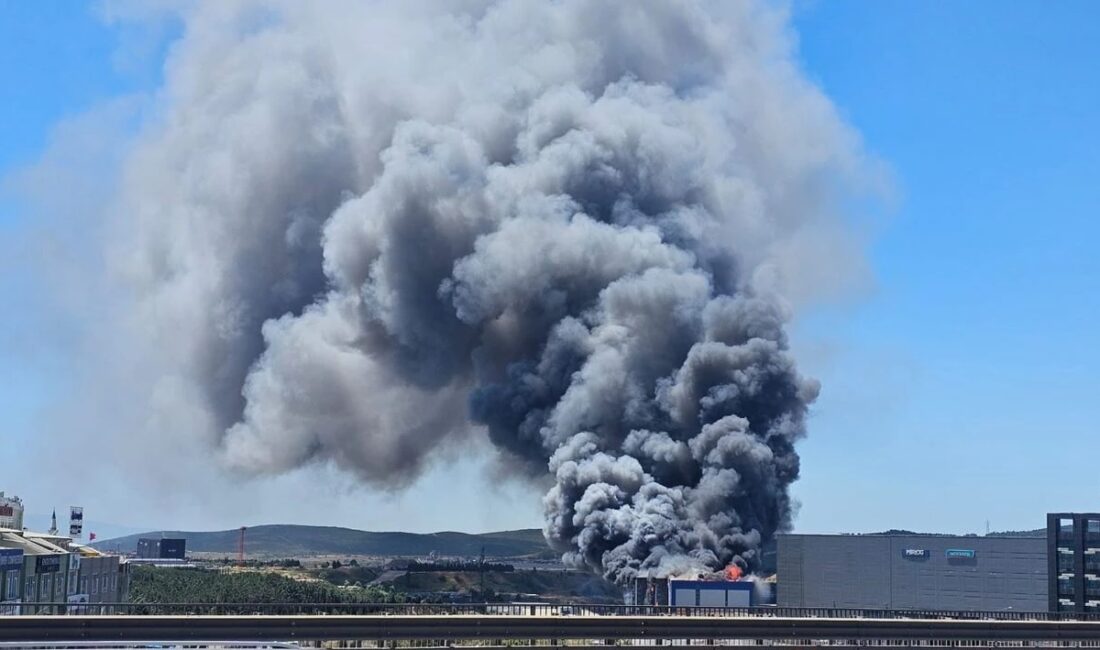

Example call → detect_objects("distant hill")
92 525 552 558
864 528 1045 538
987 528 1045 538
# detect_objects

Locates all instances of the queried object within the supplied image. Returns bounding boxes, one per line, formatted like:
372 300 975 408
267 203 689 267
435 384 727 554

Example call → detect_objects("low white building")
0 531 130 614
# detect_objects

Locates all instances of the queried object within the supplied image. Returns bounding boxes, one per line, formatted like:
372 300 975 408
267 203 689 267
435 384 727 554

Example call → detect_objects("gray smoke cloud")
103 0 868 584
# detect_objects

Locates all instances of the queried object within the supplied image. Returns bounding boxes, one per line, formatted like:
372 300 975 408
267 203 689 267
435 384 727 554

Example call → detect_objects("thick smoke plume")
107 0 865 584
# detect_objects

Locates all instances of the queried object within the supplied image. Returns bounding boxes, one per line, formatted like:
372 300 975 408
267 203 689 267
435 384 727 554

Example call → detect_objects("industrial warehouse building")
136 537 186 560
1047 513 1100 613
668 579 759 607
777 533 1047 611
632 576 770 608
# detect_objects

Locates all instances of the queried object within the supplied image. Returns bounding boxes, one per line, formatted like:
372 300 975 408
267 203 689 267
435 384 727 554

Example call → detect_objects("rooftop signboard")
0 548 22 569
35 555 62 573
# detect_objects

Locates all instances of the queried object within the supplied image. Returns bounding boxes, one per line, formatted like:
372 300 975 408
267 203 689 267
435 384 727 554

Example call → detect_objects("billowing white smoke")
109 0 866 584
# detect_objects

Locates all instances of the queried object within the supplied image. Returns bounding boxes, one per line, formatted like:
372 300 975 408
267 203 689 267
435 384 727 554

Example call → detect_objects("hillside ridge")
92 524 551 558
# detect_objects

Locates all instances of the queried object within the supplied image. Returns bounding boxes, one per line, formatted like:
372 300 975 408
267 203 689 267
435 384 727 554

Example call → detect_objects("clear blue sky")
0 1 1097 535
789 0 1100 534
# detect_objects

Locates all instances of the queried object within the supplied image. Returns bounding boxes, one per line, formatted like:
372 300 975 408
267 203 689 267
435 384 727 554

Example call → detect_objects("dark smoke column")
110 1 866 588
477 285 820 583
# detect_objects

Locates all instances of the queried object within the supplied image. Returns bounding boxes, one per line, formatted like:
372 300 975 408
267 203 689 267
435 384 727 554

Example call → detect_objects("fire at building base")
632 571 774 608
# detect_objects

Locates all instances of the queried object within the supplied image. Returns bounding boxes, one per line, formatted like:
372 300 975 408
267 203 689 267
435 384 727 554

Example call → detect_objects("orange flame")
724 565 743 581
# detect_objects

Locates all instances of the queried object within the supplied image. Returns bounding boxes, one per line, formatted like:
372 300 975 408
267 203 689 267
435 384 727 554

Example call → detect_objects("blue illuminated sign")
945 549 976 559
0 548 21 569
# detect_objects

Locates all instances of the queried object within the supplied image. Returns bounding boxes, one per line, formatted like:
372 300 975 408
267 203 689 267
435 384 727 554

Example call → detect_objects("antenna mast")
479 545 486 600
238 526 247 566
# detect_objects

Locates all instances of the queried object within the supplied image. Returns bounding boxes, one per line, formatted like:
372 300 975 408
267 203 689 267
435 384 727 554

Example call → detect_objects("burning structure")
96 1 868 587
669 579 757 608
632 566 771 608
634 576 671 607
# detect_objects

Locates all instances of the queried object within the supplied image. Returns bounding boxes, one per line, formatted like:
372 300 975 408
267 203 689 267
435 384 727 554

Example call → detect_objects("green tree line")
129 566 404 612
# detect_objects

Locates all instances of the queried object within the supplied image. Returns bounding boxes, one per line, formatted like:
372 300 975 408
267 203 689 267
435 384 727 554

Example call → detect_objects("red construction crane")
238 526 247 566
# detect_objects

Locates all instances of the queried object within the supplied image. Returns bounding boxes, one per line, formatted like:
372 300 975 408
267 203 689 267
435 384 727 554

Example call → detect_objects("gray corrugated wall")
776 535 803 607
777 535 1047 611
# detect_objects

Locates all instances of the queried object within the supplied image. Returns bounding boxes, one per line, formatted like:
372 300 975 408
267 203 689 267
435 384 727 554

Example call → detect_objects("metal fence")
7 602 1100 621
0 644 300 649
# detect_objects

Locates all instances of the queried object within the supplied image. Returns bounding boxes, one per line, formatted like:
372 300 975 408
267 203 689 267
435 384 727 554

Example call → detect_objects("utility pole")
479 545 486 601
238 527 247 567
